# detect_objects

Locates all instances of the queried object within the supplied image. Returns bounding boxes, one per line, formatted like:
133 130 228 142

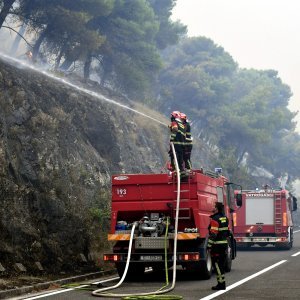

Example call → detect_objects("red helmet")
171 111 181 119
180 113 187 120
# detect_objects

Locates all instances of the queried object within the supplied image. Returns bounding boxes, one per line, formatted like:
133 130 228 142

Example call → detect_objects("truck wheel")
281 228 293 250
276 242 292 250
199 250 212 279
224 241 232 272
152 263 169 274
288 228 294 249
116 262 126 278
237 242 251 250
276 228 293 250
115 263 145 281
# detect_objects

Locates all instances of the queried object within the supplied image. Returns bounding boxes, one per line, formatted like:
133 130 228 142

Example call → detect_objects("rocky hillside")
0 56 179 274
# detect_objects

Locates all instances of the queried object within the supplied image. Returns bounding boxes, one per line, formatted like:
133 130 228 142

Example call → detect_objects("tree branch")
2 25 33 48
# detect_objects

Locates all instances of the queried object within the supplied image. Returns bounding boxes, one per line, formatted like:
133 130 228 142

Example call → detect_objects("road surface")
11 227 300 300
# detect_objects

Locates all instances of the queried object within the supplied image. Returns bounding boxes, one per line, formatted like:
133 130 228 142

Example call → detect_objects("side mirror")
235 194 242 207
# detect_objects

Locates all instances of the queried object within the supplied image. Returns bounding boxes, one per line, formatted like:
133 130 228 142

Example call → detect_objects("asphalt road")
11 227 300 300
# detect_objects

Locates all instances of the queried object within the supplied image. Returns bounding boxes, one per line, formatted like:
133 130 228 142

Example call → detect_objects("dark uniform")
207 204 229 290
183 119 193 170
169 112 185 173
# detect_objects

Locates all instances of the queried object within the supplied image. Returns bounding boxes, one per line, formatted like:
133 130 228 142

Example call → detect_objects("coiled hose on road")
91 143 183 299
122 296 183 300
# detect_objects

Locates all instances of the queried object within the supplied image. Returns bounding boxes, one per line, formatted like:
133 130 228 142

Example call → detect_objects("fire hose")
91 143 183 299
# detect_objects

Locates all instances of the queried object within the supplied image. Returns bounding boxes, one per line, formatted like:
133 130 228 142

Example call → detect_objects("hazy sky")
172 0 300 132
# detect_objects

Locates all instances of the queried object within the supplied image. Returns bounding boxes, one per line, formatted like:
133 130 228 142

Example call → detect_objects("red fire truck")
233 187 295 249
103 169 242 280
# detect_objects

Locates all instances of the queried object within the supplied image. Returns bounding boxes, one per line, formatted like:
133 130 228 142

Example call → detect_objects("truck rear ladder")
274 193 282 234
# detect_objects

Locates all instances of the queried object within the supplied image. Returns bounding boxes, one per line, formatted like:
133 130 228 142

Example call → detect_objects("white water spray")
0 52 166 126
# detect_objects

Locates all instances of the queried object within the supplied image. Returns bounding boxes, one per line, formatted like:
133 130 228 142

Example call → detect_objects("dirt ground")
0 273 77 290
0 275 57 290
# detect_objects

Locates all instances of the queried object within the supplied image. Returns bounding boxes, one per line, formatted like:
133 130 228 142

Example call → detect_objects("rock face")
0 57 170 273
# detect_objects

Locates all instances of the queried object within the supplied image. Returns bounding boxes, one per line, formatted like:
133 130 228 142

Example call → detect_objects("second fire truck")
233 186 295 249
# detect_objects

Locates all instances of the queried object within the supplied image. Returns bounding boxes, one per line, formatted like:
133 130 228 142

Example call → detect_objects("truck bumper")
103 252 204 263
236 236 288 245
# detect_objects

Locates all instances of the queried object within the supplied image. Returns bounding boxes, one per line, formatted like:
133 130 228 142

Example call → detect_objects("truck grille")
135 237 169 249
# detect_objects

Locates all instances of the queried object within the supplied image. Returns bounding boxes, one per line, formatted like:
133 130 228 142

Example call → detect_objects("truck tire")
278 227 293 250
224 240 232 272
116 262 145 281
199 250 212 279
288 227 294 249
275 242 292 250
115 262 126 278
237 241 253 249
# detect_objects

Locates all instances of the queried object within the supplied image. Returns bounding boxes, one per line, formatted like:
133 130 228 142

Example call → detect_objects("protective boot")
211 282 226 290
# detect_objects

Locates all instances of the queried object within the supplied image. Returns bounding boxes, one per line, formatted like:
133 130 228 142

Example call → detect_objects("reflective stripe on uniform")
215 262 225 283
214 240 228 244
218 227 229 231
208 239 227 245
172 141 185 145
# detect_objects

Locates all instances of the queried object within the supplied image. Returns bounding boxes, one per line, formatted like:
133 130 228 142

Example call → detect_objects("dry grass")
30 110 58 131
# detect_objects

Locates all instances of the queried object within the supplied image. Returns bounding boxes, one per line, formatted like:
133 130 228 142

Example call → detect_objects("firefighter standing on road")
207 202 229 290
180 112 193 171
168 111 185 174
